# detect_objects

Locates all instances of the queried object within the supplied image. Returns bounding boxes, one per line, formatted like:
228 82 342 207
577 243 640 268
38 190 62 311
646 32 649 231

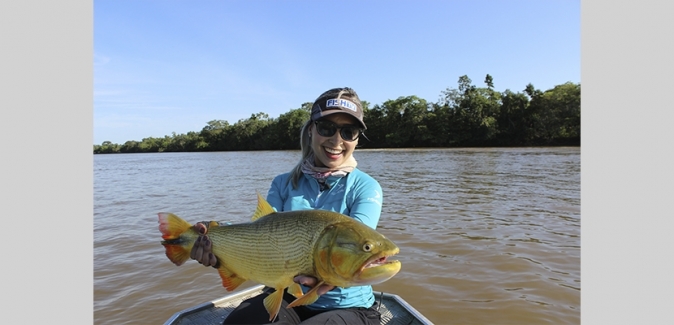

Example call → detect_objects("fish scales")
206 211 336 285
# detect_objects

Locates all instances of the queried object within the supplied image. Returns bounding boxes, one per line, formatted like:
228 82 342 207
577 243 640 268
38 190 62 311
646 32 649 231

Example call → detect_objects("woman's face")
310 113 361 169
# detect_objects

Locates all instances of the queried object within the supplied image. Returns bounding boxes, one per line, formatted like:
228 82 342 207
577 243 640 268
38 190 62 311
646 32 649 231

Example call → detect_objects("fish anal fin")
287 282 304 298
286 281 325 308
262 288 285 322
217 267 247 291
251 191 276 221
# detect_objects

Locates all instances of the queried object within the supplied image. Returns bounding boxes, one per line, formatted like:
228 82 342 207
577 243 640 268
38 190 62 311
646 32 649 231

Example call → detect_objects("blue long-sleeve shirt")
266 168 383 310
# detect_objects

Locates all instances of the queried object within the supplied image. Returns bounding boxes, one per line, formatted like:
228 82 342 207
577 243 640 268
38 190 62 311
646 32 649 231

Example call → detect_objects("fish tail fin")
286 281 324 308
158 212 194 266
158 212 192 239
263 289 285 322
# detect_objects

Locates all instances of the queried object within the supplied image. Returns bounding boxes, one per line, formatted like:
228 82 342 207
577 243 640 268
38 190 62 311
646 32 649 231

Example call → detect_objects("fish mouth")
356 250 401 284
361 254 395 270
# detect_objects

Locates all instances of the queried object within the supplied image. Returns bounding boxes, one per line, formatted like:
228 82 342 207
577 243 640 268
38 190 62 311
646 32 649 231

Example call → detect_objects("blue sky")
94 0 580 145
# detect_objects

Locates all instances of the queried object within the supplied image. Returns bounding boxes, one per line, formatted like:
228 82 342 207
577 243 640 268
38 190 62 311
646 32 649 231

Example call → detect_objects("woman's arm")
349 180 383 229
265 175 285 212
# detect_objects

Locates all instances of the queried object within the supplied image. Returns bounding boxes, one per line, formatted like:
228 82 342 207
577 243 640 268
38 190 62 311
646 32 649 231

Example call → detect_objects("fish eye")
363 243 373 252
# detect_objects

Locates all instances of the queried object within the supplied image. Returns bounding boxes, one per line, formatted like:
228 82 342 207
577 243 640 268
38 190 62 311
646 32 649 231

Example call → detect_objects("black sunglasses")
313 120 363 142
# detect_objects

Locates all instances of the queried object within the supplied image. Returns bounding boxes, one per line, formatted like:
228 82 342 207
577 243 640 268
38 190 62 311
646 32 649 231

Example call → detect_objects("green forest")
94 75 580 154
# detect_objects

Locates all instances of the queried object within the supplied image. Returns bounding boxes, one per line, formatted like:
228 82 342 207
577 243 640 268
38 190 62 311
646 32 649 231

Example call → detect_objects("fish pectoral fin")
287 282 304 298
286 281 325 308
262 288 285 322
217 267 247 291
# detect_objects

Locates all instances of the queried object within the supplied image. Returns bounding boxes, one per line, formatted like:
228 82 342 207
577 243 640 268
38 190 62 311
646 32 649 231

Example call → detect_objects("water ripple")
95 148 580 325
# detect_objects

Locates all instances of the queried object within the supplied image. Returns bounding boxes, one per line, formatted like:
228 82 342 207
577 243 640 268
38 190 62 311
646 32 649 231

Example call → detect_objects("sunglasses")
313 120 363 142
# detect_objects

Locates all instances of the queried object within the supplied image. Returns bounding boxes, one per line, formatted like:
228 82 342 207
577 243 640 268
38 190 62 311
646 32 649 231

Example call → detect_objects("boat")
164 284 434 325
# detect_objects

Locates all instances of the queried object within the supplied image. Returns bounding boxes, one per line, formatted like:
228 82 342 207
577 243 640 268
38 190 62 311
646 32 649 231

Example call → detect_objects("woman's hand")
293 275 335 295
190 222 219 267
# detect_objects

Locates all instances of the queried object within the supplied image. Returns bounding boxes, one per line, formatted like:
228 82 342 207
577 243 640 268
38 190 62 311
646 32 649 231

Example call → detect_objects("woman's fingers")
293 275 335 295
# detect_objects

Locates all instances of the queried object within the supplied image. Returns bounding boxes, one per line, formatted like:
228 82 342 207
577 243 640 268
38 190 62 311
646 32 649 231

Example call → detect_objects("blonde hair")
288 120 313 189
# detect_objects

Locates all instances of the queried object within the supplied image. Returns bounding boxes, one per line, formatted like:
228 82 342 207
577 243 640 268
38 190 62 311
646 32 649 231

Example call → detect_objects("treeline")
94 75 580 154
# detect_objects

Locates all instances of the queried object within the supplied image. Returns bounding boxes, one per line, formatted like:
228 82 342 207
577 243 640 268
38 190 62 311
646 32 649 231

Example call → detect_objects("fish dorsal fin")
251 191 275 221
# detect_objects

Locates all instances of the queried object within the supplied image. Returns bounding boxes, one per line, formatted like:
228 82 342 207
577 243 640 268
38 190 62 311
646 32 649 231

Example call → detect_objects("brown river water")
94 147 580 324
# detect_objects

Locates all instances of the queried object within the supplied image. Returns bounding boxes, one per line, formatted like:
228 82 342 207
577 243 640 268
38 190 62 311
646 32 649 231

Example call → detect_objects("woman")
192 87 384 325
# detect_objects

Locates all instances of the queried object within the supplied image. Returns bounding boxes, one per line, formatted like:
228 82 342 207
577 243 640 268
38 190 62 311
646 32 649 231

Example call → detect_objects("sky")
94 0 580 145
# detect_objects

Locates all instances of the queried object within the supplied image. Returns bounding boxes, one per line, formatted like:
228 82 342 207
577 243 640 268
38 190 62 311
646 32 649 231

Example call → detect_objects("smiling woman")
288 87 367 189
188 87 390 325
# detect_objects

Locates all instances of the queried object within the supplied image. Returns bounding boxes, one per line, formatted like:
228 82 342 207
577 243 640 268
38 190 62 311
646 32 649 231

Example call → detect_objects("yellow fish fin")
251 191 276 221
216 266 247 291
287 282 304 298
161 244 191 266
158 213 194 266
262 288 285 322
286 281 325 308
158 212 192 240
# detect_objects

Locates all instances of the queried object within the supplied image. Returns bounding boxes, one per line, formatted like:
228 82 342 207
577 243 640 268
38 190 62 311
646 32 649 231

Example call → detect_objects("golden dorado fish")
158 193 401 321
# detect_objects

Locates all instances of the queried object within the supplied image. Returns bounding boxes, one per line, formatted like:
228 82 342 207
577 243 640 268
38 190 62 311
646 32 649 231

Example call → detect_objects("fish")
158 192 401 321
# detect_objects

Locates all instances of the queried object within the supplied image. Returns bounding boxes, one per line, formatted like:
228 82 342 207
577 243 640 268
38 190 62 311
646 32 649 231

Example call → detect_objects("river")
94 147 580 324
